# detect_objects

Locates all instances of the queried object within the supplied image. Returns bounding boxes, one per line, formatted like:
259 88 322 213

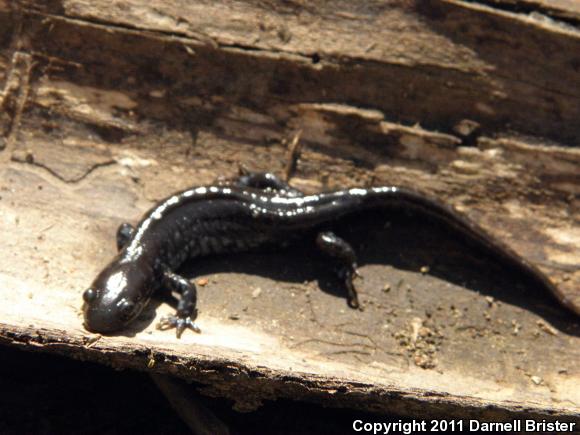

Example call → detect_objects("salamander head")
82 259 153 334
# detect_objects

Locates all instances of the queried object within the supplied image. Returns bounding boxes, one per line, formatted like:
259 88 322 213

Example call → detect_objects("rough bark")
0 0 578 421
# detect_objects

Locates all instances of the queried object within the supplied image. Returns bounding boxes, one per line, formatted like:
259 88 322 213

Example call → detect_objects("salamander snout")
83 295 129 333
82 259 152 334
83 291 138 333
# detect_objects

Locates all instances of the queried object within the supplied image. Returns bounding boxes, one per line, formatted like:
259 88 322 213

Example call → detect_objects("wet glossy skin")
82 177 579 336
83 255 155 333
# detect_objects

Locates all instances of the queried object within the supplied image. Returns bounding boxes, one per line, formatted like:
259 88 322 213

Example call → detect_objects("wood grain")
0 0 578 420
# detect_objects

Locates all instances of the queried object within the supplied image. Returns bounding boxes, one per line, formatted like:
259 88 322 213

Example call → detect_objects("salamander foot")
338 265 362 309
157 313 201 338
232 168 304 197
316 231 362 309
159 269 201 338
116 222 135 251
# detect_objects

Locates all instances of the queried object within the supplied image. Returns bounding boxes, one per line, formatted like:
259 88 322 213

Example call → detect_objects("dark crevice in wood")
461 0 580 27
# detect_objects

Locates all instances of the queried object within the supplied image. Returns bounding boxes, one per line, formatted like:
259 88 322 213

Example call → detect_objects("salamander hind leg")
116 222 135 251
157 270 201 338
316 231 362 309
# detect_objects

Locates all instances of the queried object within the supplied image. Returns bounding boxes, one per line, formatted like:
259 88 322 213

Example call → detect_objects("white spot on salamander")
372 186 398 194
166 195 179 205
102 271 128 303
270 195 318 205
348 188 368 196
270 196 293 204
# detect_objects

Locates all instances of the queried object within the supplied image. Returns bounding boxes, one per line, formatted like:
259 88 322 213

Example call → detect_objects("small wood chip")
511 320 521 335
536 320 558 336
84 334 102 348
284 130 303 181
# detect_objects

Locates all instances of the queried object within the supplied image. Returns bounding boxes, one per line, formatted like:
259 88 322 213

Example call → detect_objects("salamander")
82 171 579 338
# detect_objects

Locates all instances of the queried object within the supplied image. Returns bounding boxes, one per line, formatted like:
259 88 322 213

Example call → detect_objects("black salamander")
82 172 579 338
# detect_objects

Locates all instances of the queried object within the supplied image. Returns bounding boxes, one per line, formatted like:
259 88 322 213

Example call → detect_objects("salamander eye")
83 288 96 303
118 300 136 320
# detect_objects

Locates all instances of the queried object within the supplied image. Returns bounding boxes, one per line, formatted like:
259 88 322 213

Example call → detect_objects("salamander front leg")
116 222 135 251
157 270 201 338
316 231 362 309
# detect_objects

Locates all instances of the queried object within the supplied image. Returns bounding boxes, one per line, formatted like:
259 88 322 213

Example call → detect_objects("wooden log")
0 0 578 421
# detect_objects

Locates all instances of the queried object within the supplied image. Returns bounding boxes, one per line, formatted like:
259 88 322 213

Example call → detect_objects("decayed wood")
0 0 578 421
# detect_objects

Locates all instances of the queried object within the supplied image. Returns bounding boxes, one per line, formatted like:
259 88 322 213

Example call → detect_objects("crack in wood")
28 10 314 63
10 154 116 183
289 338 377 351
0 51 32 153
